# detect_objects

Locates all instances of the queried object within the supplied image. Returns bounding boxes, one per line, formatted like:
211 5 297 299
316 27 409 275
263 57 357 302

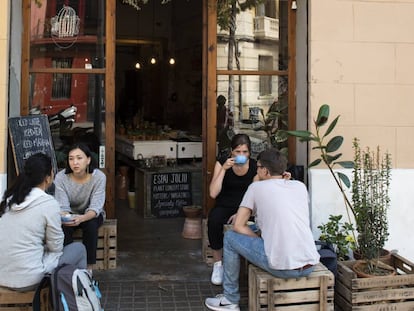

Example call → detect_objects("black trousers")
63 214 104 265
207 207 238 250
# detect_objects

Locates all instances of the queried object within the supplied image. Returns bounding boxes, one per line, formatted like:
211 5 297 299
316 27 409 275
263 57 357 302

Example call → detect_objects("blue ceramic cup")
234 155 248 164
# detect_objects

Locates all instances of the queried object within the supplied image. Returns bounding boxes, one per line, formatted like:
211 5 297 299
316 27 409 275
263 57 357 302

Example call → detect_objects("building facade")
1 0 414 259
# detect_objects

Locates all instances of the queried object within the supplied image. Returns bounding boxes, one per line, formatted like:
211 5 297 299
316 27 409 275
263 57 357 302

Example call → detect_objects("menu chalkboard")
8 115 57 175
151 172 192 218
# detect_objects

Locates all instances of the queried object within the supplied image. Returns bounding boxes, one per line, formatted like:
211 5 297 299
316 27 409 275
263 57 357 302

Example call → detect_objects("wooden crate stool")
249 263 335 311
73 219 117 270
0 286 49 311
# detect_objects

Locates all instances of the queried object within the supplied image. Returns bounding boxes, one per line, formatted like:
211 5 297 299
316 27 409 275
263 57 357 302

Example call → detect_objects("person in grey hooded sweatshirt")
0 153 86 291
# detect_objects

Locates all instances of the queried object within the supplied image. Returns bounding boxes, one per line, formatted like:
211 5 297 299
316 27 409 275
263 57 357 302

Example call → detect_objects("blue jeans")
223 230 315 304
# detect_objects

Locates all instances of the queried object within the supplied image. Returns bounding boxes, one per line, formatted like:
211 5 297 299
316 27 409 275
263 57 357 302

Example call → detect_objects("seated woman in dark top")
208 134 258 285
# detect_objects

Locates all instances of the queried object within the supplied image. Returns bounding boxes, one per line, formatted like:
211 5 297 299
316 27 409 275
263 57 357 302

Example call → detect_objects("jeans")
223 230 315 304
58 241 87 269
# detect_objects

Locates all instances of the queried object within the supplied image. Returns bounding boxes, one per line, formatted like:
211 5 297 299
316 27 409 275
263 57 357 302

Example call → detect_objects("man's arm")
233 206 258 237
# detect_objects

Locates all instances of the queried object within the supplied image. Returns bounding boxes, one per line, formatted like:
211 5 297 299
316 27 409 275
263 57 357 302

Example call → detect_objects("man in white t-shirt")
205 148 320 311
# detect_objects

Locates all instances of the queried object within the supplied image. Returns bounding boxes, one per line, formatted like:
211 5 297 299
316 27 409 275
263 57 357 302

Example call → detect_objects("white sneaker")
211 261 223 285
205 294 240 311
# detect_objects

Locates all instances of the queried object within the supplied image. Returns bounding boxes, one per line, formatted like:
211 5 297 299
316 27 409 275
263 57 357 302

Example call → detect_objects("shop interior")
115 0 203 136
114 0 204 220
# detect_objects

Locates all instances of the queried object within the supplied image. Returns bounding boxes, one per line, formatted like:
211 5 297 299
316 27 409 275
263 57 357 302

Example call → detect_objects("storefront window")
27 0 107 169
216 0 289 158
216 74 288 159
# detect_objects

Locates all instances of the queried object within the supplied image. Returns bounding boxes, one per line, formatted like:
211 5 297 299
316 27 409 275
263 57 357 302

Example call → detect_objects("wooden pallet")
335 253 414 311
201 219 214 266
0 287 49 311
249 263 335 311
73 219 117 270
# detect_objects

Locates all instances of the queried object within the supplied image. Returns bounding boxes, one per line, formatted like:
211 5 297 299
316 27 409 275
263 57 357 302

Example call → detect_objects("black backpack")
33 264 103 311
315 240 337 276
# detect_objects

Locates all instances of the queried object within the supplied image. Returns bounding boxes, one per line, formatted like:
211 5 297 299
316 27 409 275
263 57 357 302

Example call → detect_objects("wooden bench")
0 287 49 311
72 219 117 270
249 263 335 311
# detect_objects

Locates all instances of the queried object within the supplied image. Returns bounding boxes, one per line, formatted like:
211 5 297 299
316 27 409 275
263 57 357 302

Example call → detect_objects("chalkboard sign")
8 115 57 175
151 172 192 218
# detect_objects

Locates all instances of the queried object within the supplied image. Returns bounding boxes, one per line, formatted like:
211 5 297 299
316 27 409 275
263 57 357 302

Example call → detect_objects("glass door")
203 0 296 213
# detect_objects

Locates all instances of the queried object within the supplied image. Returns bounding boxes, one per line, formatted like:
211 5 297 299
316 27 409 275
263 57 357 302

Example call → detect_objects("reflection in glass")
216 0 288 158
29 73 105 169
30 0 105 69
217 76 288 159
28 0 106 168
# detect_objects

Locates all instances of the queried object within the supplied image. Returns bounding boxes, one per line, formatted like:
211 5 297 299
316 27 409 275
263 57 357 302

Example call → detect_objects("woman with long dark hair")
208 133 259 285
54 143 106 271
0 153 86 291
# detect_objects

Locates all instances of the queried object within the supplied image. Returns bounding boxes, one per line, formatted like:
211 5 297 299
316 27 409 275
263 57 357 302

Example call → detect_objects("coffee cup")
61 213 73 222
234 155 247 164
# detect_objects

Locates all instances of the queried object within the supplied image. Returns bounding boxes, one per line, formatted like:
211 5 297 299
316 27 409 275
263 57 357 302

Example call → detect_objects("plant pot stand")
335 253 414 311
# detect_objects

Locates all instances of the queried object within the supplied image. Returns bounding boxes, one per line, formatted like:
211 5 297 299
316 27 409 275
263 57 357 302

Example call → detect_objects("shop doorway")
114 1 204 219
115 1 203 135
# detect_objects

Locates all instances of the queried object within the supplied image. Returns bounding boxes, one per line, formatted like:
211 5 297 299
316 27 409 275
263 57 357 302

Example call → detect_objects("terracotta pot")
182 205 202 218
353 248 392 265
116 166 129 200
352 259 396 278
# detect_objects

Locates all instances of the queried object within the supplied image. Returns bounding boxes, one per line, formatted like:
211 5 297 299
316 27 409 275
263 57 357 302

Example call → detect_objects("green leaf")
326 136 344 152
299 137 313 142
316 105 330 127
324 116 340 138
274 131 288 143
325 153 342 164
285 130 311 139
308 158 322 168
336 161 354 169
337 172 351 188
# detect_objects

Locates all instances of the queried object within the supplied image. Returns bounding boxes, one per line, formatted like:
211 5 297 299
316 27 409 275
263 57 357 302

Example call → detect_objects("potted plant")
285 104 355 239
286 105 393 274
351 138 393 276
286 104 414 309
318 214 356 261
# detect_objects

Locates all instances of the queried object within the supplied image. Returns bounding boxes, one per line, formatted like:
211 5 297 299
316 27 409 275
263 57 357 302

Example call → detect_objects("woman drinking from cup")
207 133 258 285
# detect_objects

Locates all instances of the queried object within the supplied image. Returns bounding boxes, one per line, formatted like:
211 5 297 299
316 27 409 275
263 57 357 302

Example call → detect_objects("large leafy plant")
253 98 289 156
286 104 355 217
287 105 393 273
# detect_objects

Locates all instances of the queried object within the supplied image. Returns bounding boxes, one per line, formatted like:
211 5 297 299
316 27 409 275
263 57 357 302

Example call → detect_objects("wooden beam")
105 0 116 219
203 0 218 217
287 0 297 164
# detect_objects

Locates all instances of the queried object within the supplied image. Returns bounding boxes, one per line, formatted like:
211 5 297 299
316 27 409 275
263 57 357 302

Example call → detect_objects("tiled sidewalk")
99 280 248 311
